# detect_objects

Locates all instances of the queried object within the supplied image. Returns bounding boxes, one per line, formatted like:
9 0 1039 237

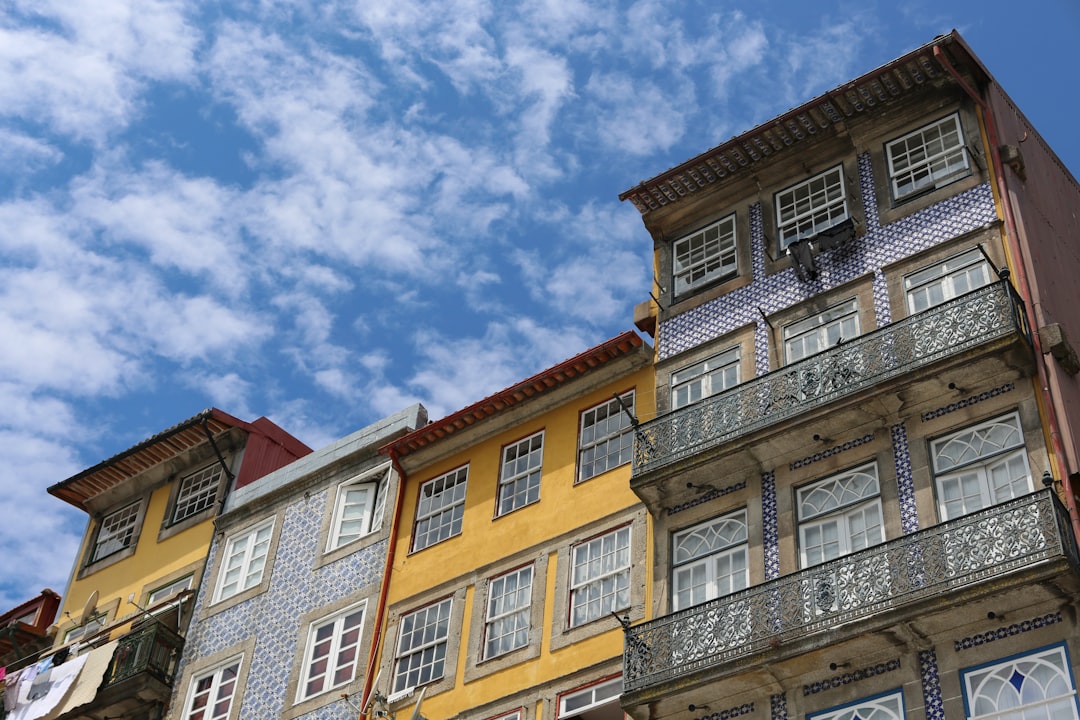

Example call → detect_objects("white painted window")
673 214 738 296
671 348 740 409
962 644 1079 720
484 565 533 659
64 611 107 644
798 464 884 568
784 299 859 363
329 465 390 551
808 690 905 720
172 465 224 524
672 509 748 611
297 602 367 702
570 526 631 627
932 412 1032 520
147 575 193 606
579 392 634 482
413 466 468 551
213 518 274 603
887 114 970 200
497 432 543 516
905 248 993 314
183 656 242 720
91 501 142 562
776 165 849 248
393 598 452 694
558 678 622 720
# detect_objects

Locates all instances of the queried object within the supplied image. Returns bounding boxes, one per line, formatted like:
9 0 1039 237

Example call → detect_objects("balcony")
622 489 1079 696
633 280 1029 478
104 620 183 688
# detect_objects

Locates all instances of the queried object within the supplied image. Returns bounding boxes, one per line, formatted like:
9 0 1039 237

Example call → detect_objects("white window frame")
569 526 631 628
931 412 1032 521
413 466 468 551
905 248 993 314
783 299 859 363
393 598 452 694
91 501 142 562
213 518 274 603
182 656 243 720
483 565 533 659
672 214 738 296
776 165 849 248
672 509 749 611
64 611 107 645
172 465 225 524
558 678 622 720
296 601 367 703
578 392 634 483
328 464 390 551
797 463 884 568
497 432 544 516
808 689 906 720
961 643 1080 720
147 574 194 606
671 348 740 409
887 113 971 201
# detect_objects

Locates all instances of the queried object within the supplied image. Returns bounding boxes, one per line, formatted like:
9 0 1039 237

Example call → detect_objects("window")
393 598 452 694
673 214 738 296
558 678 622 720
413 466 467 551
905 248 993 314
887 114 970 201
809 690 905 720
776 165 849 248
484 565 533 659
962 644 1079 720
172 465 224 524
213 518 274 603
147 575 193 605
570 526 630 627
297 602 367 702
64 611 107 645
91 501 142 562
579 392 634 482
671 348 740 409
497 432 543 516
672 509 748 611
784 299 859 362
329 466 390 551
183 657 242 720
797 464 883 568
931 413 1032 520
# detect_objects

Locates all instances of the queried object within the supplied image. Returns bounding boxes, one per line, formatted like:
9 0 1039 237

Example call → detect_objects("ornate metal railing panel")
634 281 1027 476
104 622 184 687
623 490 1076 693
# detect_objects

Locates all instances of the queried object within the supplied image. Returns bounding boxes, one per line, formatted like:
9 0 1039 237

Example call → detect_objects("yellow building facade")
372 332 653 720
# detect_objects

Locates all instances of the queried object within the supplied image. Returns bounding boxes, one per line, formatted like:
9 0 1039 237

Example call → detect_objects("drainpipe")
934 44 1080 544
358 446 408 718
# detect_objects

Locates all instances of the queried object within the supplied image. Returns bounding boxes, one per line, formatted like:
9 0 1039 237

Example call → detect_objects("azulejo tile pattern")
694 702 754 720
954 612 1063 652
667 480 747 516
802 659 901 696
656 150 997 362
762 471 779 581
174 488 387 720
890 423 919 534
770 692 788 720
920 382 1015 422
917 649 945 720
789 433 874 471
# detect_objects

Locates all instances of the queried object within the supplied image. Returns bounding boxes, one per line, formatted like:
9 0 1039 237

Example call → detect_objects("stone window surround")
169 636 256 720
655 323 757 416
201 509 285 618
78 493 151 579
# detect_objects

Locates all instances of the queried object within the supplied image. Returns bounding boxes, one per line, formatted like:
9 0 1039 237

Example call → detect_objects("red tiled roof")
381 332 647 458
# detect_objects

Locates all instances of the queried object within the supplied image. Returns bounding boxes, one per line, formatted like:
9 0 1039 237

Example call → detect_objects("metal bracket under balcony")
633 280 1029 478
622 489 1079 695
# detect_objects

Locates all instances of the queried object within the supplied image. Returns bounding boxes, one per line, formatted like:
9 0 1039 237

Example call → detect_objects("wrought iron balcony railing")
634 280 1027 477
104 621 184 688
623 489 1078 693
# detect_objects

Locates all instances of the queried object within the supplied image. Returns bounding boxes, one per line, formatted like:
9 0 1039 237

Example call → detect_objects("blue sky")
1 0 1078 608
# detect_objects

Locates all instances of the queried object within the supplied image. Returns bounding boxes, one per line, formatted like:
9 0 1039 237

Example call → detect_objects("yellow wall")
59 482 216 641
384 363 654 719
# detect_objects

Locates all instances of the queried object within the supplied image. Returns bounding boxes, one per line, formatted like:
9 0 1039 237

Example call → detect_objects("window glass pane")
485 566 533 658
673 215 738 295
298 603 366 701
579 392 634 482
671 349 740 409
393 599 452 693
905 249 992 314
888 114 970 199
173 465 224 523
570 527 631 626
414 467 468 551
498 433 544 515
93 502 141 562
215 519 274 602
962 645 1079 720
798 465 883 568
784 300 858 363
776 166 848 247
